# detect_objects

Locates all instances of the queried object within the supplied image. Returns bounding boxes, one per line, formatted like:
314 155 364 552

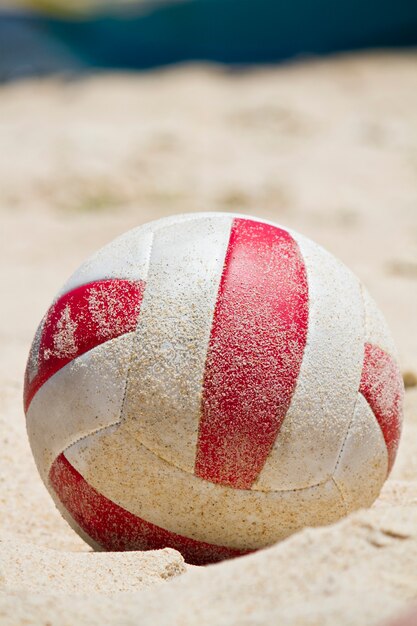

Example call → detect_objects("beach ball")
24 213 404 564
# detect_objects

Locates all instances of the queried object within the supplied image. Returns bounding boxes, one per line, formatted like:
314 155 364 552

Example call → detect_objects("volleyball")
24 213 404 565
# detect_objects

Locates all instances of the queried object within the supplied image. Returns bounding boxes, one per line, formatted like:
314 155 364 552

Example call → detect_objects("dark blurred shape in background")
0 10 80 80
1 0 417 79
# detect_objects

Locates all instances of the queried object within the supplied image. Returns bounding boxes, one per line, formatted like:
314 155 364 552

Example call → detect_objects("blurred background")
1 0 417 387
1 0 417 76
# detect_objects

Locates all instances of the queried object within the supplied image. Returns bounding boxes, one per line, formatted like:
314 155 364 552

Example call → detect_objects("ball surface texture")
24 213 404 564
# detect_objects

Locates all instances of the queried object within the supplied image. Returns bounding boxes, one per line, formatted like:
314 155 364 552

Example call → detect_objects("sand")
0 51 417 625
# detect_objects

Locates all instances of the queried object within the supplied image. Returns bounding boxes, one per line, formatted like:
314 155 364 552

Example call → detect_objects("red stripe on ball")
24 279 145 412
49 453 249 565
359 343 404 474
195 218 309 489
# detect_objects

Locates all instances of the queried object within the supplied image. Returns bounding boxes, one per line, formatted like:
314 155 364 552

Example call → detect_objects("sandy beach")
1 51 417 625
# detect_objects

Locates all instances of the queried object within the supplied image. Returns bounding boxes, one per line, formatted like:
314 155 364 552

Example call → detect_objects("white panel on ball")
333 393 388 511
26 333 134 482
121 214 233 474
65 424 346 550
58 213 203 297
362 287 398 359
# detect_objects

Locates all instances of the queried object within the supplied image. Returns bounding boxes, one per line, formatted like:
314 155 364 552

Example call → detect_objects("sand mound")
1 493 417 625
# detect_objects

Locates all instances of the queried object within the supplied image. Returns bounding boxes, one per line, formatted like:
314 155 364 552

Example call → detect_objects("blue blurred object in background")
0 10 80 80
1 0 417 78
